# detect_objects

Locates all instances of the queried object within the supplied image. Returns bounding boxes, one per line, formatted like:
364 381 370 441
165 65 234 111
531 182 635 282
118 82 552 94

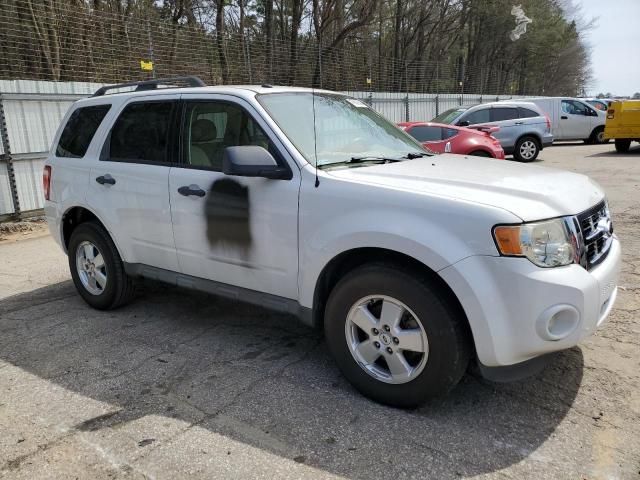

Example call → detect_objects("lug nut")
372 328 379 335
386 347 393 354
393 337 399 344
374 341 381 349
383 325 390 332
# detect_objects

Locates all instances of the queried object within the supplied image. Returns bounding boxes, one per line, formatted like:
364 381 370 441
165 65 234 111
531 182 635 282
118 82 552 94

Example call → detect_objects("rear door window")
518 107 540 118
491 107 519 122
56 105 111 158
407 126 442 142
105 101 175 163
462 108 490 125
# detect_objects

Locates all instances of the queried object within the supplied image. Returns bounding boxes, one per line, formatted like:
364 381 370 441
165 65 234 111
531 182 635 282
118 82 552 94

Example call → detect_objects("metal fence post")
366 91 373 107
404 93 409 122
435 95 439 117
0 94 21 219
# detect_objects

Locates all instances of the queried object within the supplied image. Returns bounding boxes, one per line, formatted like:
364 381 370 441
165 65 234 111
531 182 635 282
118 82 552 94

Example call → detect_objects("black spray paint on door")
204 178 252 249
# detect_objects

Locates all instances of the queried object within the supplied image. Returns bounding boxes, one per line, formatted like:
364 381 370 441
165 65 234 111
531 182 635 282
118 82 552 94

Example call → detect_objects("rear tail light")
607 109 615 119
545 115 551 132
43 165 51 201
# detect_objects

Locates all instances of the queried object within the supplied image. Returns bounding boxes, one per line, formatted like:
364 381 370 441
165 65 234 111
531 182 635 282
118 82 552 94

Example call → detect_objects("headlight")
493 218 577 268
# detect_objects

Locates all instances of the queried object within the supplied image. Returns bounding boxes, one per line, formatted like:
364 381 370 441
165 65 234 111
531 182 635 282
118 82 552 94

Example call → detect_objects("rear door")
86 95 179 271
168 94 300 300
488 106 520 149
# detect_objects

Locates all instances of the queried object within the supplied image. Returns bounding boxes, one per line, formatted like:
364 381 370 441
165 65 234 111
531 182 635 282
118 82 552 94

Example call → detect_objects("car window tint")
407 125 442 142
56 105 111 158
518 107 540 118
442 128 459 140
183 101 278 171
108 102 174 163
491 108 519 122
462 108 490 125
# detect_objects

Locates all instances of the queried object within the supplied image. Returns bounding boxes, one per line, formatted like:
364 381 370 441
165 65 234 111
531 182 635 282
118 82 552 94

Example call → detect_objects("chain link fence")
0 1 532 96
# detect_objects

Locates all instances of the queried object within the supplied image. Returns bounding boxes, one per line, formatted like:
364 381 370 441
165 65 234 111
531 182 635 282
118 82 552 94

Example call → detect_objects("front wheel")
615 139 631 153
324 264 470 408
590 127 608 145
513 136 540 162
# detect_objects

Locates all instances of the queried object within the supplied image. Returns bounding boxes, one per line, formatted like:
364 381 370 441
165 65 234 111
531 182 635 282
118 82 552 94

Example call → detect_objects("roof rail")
92 76 206 97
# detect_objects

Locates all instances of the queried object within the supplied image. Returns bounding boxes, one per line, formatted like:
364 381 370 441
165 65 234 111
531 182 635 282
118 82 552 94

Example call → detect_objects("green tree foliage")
0 0 592 95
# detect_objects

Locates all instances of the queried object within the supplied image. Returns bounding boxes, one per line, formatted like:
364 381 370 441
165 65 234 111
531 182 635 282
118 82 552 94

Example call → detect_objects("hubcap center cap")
380 333 392 346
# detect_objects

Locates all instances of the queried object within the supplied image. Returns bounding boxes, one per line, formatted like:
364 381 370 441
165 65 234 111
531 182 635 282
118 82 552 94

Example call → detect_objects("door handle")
178 184 206 197
561 116 568 120
95 174 116 185
515 121 524 125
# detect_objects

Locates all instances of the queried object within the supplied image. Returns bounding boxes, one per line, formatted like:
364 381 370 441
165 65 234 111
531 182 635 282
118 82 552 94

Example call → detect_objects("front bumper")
440 237 621 367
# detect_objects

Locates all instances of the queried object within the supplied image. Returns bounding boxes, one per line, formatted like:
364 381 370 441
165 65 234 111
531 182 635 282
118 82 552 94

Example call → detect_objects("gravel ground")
0 142 639 480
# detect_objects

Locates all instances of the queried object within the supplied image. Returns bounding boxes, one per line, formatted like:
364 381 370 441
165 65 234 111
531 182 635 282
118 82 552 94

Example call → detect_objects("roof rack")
92 76 206 97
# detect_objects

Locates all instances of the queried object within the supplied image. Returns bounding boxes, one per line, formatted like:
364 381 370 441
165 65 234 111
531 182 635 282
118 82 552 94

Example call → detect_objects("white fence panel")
13 157 46 212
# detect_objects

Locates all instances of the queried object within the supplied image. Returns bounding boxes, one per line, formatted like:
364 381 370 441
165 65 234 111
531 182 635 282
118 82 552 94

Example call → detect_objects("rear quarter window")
56 104 111 158
518 107 541 118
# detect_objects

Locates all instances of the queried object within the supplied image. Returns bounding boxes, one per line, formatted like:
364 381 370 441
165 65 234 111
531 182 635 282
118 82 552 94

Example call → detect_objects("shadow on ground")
0 280 584 479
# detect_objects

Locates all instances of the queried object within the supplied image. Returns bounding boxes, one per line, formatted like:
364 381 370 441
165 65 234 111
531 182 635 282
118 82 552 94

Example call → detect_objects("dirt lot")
0 143 639 479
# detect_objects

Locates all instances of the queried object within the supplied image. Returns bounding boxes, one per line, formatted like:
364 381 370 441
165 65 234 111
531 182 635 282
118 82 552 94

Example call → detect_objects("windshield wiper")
318 156 403 169
403 151 431 159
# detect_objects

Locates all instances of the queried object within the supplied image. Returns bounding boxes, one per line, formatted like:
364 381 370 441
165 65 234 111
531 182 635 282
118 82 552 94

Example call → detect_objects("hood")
327 155 604 222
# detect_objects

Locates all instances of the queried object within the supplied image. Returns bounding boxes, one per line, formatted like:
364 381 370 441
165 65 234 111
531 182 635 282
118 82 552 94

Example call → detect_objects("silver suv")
433 101 553 162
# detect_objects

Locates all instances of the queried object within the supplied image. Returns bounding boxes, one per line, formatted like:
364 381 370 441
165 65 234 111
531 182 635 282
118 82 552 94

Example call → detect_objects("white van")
504 97 607 144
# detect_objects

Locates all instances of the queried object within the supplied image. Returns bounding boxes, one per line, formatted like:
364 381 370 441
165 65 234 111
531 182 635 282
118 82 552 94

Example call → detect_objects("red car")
399 121 505 159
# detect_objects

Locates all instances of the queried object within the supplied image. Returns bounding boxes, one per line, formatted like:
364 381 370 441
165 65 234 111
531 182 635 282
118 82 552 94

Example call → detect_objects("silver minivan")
433 101 553 162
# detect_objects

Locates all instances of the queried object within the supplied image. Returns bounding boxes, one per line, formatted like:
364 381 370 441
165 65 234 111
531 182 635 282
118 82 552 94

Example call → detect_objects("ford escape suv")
44 78 620 408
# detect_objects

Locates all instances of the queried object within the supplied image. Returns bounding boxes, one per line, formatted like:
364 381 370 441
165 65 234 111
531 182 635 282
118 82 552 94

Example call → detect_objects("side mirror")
457 120 470 127
223 146 291 180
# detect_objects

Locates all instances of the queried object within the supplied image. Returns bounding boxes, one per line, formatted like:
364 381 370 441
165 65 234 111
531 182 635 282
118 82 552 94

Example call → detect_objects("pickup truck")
44 78 621 407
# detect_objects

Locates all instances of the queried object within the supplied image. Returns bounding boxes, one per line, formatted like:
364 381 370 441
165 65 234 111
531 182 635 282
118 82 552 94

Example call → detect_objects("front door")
87 95 179 271
168 95 300 300
559 99 594 140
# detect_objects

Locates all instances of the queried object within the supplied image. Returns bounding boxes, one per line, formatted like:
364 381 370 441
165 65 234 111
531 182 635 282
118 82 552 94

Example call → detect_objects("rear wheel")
513 136 540 162
324 263 470 408
68 222 136 310
615 139 631 153
469 150 492 157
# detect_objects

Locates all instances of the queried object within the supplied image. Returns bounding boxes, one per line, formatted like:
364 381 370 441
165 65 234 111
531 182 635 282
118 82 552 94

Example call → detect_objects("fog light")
536 305 580 341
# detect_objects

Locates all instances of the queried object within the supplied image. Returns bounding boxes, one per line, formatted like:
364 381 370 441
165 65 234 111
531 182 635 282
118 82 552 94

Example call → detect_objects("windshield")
257 92 427 167
432 108 467 124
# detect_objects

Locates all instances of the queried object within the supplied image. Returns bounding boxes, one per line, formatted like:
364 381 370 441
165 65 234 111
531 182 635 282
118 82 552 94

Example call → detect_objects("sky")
579 0 640 96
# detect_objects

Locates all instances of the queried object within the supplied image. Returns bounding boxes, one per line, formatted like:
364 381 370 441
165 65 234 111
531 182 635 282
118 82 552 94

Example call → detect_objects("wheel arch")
61 205 125 260
516 132 542 148
310 247 474 352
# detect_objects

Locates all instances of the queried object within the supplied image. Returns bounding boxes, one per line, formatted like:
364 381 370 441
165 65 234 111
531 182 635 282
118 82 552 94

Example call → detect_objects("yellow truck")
604 100 640 153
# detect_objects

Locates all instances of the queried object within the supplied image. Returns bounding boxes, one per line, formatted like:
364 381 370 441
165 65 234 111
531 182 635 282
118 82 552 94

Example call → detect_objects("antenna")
312 85 320 188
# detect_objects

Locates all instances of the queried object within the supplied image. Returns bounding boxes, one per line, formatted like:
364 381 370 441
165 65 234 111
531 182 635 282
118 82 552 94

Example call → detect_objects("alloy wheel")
76 241 107 295
345 295 429 384
519 140 537 160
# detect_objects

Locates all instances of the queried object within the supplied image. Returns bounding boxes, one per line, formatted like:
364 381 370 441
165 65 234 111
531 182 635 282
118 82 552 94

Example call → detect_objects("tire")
68 221 136 310
589 127 608 145
615 139 631 153
469 150 492 157
324 263 471 408
513 136 540 162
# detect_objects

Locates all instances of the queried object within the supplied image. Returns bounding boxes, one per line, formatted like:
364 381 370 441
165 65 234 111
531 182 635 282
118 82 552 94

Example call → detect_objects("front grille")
577 200 613 270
